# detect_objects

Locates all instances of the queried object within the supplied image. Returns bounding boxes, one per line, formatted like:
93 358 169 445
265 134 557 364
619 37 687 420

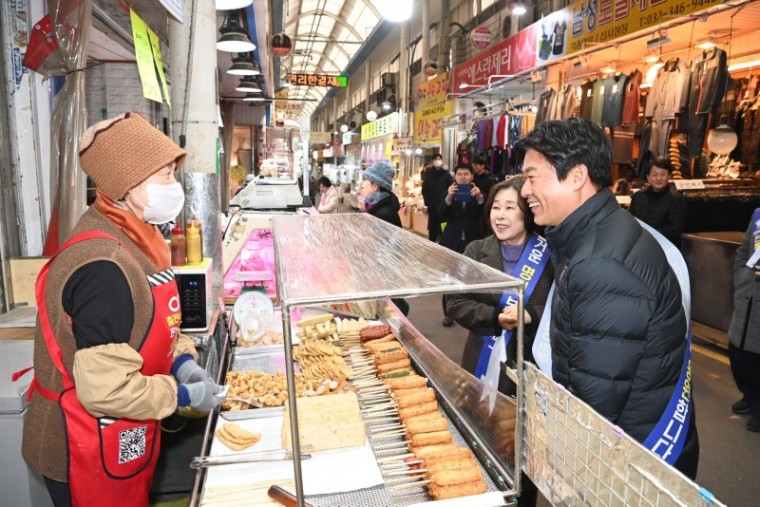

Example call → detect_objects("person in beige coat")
21 112 224 507
317 175 339 213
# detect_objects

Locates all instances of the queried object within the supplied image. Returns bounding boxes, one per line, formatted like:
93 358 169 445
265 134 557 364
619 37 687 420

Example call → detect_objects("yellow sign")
130 9 163 103
549 0 723 57
360 112 399 141
414 101 453 147
275 89 302 119
415 72 450 111
229 164 246 183
147 29 170 106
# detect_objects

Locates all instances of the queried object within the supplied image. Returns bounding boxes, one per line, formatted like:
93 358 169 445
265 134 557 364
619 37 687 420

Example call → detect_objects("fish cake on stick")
383 375 428 390
409 430 452 448
398 400 438 420
428 465 483 486
428 479 488 500
394 388 436 408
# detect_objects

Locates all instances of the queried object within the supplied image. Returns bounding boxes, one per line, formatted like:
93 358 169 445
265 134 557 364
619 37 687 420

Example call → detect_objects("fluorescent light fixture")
510 1 527 15
459 82 479 89
216 0 252 9
646 33 670 50
376 0 413 22
728 59 760 72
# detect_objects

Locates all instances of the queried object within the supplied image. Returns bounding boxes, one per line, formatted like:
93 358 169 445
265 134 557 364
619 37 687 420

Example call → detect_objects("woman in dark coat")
447 177 553 395
360 162 401 226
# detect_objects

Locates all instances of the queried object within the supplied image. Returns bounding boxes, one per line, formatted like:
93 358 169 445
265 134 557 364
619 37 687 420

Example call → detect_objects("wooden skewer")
389 479 431 491
361 401 395 412
358 392 390 400
372 440 409 450
365 415 399 424
384 468 427 477
386 474 430 484
376 452 414 463
372 427 407 436
381 459 422 470
363 410 398 419
370 423 403 431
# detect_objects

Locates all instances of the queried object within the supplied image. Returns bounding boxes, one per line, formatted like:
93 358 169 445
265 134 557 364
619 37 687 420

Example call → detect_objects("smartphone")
454 184 474 202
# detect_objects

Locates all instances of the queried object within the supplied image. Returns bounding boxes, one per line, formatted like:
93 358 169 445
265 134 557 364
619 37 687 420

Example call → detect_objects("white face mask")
433 160 443 167
131 182 185 224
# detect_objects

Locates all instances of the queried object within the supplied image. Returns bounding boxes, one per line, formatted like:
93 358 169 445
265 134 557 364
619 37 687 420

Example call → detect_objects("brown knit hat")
79 112 187 199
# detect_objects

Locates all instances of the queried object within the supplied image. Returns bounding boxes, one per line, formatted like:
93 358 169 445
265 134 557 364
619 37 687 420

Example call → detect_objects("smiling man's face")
520 149 580 227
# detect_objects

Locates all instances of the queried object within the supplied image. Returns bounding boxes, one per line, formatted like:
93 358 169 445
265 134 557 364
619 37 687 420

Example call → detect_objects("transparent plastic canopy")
272 213 524 305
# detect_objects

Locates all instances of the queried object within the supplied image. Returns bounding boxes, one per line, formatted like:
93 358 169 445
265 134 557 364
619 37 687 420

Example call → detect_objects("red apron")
32 231 181 507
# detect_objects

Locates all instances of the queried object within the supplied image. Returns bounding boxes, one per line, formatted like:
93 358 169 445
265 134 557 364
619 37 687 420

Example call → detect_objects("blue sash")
474 233 549 379
748 208 760 266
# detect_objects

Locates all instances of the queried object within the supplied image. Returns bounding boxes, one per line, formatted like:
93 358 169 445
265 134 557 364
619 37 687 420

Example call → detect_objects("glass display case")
196 213 523 507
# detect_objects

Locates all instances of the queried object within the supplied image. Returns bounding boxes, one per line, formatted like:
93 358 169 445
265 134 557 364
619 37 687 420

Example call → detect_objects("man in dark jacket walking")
516 117 699 479
421 154 453 242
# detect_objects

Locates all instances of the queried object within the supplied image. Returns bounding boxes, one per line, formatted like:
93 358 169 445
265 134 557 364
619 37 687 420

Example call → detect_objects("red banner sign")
452 24 538 91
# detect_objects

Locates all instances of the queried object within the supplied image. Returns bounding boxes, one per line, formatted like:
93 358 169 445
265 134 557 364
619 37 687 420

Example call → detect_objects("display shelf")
271 213 526 506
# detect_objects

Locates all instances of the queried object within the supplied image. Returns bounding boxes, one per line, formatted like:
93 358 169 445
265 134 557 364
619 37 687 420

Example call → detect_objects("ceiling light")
698 40 717 50
643 53 661 64
601 64 616 74
376 0 413 22
242 92 265 101
707 115 738 155
340 124 349 133
227 53 261 75
415 147 423 155
366 110 378 121
217 13 255 53
236 76 262 93
509 1 527 15
645 62 665 84
216 0 252 10
646 32 670 50
728 59 760 72
382 101 392 111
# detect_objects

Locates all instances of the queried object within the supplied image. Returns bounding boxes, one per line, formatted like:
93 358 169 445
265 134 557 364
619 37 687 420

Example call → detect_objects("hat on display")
79 112 187 199
363 162 395 192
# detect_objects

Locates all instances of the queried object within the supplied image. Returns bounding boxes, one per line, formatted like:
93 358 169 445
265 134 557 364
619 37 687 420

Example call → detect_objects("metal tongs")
190 445 313 469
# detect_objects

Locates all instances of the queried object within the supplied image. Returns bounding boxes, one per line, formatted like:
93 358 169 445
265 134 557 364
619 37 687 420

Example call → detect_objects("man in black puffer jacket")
515 117 699 479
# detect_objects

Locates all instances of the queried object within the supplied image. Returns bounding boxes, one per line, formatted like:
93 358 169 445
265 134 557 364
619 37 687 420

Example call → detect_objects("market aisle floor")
407 294 760 507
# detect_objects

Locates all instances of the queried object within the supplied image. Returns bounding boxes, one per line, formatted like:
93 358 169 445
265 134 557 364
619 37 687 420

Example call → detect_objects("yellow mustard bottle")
186 222 202 265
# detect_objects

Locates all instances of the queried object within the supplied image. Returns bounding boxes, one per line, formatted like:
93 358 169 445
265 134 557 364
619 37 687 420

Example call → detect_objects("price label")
673 179 705 190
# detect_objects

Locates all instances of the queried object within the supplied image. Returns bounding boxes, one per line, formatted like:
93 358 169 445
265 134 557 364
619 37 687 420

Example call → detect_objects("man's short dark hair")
515 117 612 189
648 157 673 175
454 162 474 174
318 176 332 187
472 157 488 167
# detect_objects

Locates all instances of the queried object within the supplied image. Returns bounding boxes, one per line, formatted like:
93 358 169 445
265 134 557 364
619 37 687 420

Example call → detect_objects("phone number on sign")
638 0 721 25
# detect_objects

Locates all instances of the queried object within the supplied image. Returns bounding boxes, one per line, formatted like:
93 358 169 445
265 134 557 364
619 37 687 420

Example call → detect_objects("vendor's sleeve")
63 261 133 349
73 343 179 420
173 333 199 360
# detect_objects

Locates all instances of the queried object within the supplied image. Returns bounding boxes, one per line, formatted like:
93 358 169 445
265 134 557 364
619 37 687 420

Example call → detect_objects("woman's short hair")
318 176 332 187
484 176 535 236
648 157 673 174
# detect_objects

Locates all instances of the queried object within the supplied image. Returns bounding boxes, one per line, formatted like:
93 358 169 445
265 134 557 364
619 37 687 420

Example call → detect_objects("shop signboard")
414 101 454 147
275 89 302 118
452 24 538 90
361 112 399 141
285 73 348 88
310 132 331 144
415 72 450 111
471 26 494 49
393 137 414 153
539 0 722 59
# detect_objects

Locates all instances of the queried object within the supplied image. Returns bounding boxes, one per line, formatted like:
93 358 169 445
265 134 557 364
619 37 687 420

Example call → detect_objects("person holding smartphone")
438 163 486 325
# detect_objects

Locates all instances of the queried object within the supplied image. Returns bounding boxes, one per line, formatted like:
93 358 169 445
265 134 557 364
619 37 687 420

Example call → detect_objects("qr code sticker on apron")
119 425 147 464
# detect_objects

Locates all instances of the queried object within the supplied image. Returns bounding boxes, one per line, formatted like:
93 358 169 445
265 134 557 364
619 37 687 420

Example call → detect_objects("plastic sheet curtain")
42 0 92 254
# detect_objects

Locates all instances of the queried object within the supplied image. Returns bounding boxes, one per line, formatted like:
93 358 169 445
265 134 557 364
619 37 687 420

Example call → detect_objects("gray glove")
176 357 214 384
182 380 224 412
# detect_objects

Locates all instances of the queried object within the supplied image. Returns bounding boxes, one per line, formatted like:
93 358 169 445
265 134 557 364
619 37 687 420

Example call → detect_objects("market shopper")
360 162 402 226
472 156 497 201
21 112 225 507
316 175 339 213
439 163 486 326
727 208 760 432
447 177 553 394
516 117 699 479
421 153 453 242
628 158 688 247
360 162 408 315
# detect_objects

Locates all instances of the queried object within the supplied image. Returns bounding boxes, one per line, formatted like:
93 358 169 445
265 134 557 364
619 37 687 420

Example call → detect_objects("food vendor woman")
21 112 224 507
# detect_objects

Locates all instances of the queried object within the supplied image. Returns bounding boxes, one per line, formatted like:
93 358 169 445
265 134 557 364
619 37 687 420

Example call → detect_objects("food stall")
191 213 527 506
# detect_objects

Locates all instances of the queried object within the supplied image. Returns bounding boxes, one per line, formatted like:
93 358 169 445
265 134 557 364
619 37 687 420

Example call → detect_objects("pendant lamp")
706 116 738 155
227 53 261 76
216 0 252 10
217 12 255 53
236 76 262 93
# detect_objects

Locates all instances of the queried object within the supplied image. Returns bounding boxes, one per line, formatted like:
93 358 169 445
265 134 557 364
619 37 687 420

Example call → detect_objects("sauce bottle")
190 215 203 248
170 224 186 266
186 222 203 265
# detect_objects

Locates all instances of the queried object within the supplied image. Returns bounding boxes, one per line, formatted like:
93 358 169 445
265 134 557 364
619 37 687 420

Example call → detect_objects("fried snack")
296 313 335 327
425 455 478 474
409 430 452 448
215 423 261 451
360 324 392 342
428 479 488 500
361 334 397 346
398 400 438 420
383 375 428 390
428 464 482 486
394 388 436 408
379 368 413 379
421 447 476 467
409 443 459 458
404 413 449 435
376 358 411 373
